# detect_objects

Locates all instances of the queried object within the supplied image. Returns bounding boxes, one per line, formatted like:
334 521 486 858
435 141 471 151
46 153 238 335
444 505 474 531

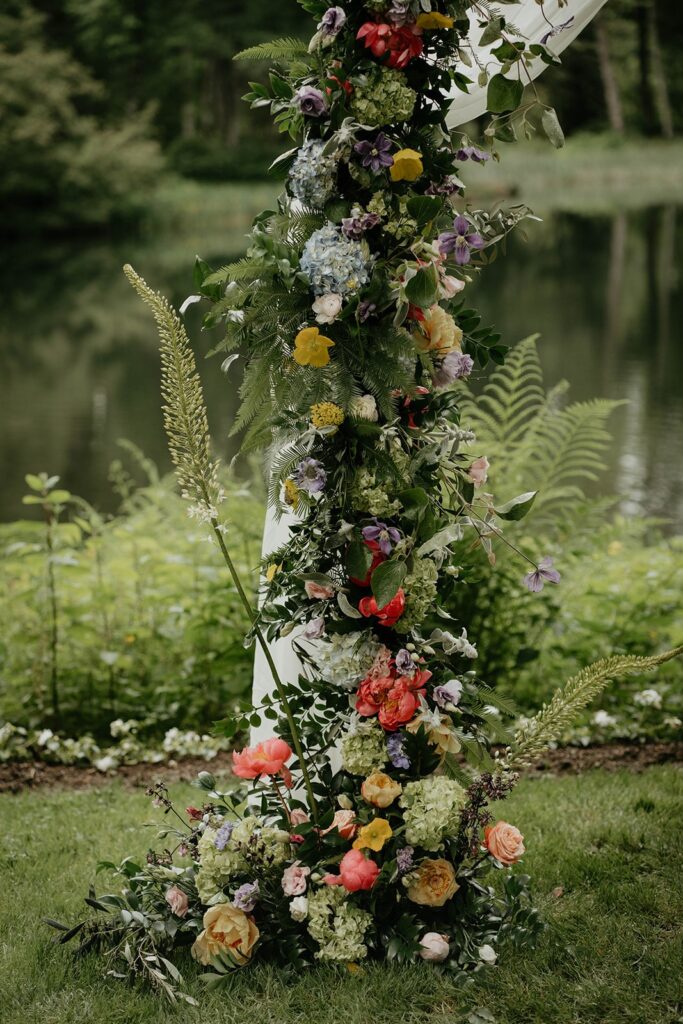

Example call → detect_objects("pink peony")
281 860 311 896
165 885 189 917
468 455 490 488
304 580 335 600
323 849 380 892
232 737 293 780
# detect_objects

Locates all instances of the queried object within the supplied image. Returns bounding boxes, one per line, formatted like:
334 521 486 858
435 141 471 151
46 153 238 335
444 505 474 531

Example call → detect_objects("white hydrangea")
399 776 466 851
340 719 388 776
313 631 382 689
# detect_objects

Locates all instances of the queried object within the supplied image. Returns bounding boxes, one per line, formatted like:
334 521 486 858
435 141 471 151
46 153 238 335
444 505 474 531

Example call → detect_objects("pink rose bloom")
419 932 450 961
289 809 309 826
321 809 357 840
304 580 335 600
281 860 311 896
232 737 292 780
484 821 525 865
468 455 490 488
165 885 189 917
441 275 466 299
323 849 380 892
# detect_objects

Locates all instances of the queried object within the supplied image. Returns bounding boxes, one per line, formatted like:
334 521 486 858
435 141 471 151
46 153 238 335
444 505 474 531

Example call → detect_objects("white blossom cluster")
300 222 371 297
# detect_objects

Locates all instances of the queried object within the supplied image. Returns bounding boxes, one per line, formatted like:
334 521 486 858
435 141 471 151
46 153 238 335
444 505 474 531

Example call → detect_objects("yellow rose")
352 817 393 852
390 149 423 183
191 904 260 966
361 772 403 809
416 12 454 30
293 326 335 368
413 304 462 354
405 858 459 907
406 714 460 755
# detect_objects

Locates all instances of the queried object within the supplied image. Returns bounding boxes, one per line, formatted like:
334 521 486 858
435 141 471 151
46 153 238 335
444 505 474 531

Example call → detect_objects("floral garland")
56 0 682 1002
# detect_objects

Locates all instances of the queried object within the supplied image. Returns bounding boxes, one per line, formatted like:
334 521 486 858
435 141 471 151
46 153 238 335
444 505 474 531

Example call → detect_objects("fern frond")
506 646 683 769
123 265 222 516
234 37 310 62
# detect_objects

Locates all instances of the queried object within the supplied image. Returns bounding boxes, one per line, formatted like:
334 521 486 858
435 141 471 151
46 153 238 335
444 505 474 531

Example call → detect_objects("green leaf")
487 73 524 113
479 17 503 46
371 559 406 607
416 522 462 556
404 264 439 308
24 474 44 491
541 106 565 149
405 195 443 228
494 490 538 521
347 541 372 581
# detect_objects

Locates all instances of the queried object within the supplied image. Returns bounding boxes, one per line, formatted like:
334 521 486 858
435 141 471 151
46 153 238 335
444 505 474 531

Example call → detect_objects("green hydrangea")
195 816 290 903
383 198 419 243
307 887 373 961
399 775 466 850
394 556 439 633
350 467 401 516
340 720 388 776
350 68 416 127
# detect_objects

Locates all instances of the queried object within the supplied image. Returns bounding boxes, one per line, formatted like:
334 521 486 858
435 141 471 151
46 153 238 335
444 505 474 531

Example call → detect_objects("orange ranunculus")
484 821 525 865
191 904 259 966
232 737 292 780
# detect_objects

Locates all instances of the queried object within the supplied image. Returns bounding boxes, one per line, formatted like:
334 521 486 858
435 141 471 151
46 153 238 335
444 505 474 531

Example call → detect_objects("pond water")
1 187 682 530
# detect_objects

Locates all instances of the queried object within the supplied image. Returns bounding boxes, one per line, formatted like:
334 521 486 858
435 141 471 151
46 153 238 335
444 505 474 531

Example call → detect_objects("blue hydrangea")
288 139 338 208
300 222 371 298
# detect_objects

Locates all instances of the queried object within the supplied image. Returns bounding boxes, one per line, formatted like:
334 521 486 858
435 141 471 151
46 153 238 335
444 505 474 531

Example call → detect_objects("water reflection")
1 196 681 529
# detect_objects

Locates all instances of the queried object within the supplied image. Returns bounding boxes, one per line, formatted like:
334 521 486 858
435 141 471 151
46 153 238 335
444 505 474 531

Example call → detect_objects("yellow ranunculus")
389 149 423 183
293 326 335 368
361 772 403 808
416 12 454 30
352 817 393 852
405 858 458 907
191 904 260 966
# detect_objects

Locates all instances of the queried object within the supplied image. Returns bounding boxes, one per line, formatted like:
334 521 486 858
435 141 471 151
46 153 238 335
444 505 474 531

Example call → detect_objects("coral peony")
324 848 380 891
358 588 405 626
356 22 423 69
484 821 525 865
232 738 292 780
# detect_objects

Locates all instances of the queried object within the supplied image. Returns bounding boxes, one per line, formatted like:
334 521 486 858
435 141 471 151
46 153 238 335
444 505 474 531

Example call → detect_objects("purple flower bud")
214 820 234 851
319 6 347 38
359 300 377 322
295 86 328 118
454 145 491 164
396 845 415 874
395 648 415 675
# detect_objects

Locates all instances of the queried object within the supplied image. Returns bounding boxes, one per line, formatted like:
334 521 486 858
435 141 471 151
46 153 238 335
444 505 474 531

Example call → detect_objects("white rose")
312 293 342 324
479 943 497 964
289 896 309 922
418 932 450 961
349 394 378 421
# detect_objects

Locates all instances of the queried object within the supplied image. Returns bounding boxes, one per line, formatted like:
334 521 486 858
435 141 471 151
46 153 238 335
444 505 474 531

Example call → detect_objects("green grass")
1 766 681 1024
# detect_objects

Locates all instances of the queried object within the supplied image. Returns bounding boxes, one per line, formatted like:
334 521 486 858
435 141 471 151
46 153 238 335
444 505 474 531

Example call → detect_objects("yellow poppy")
352 817 393 852
416 12 454 30
293 326 335 367
389 149 424 183
265 562 282 582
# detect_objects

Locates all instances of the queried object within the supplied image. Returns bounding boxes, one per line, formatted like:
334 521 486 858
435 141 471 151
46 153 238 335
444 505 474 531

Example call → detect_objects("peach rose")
321 809 358 840
419 932 450 961
484 821 525 865
289 809 310 827
361 772 402 809
165 885 188 917
406 858 459 907
281 860 311 896
191 904 259 966
304 580 335 600
232 737 292 780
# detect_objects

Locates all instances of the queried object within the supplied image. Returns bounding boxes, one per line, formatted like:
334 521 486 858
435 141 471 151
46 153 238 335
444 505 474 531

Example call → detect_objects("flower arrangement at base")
51 0 683 1003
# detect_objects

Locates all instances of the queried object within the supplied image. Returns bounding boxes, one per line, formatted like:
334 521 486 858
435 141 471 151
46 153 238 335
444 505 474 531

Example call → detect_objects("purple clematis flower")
523 557 561 593
454 145 491 164
395 648 415 676
342 211 380 240
425 176 461 197
295 86 328 117
438 215 485 265
433 351 474 389
362 517 401 555
233 881 259 912
294 457 327 494
354 133 394 173
387 731 411 770
318 6 347 37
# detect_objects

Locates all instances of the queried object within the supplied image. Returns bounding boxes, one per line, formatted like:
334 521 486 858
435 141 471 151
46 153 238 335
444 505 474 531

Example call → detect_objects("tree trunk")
636 1 656 135
595 18 624 134
647 0 674 139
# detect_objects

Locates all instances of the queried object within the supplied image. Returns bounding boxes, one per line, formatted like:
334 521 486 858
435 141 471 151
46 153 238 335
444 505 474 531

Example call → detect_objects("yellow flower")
293 326 335 368
265 562 282 582
416 12 454 30
390 149 423 183
191 904 259 966
608 540 623 556
283 479 299 506
352 817 393 852
406 713 460 755
361 772 403 809
310 402 345 429
405 858 458 907
413 304 463 354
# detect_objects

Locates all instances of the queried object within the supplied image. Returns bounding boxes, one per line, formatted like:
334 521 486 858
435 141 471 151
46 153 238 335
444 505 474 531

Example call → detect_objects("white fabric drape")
250 0 608 746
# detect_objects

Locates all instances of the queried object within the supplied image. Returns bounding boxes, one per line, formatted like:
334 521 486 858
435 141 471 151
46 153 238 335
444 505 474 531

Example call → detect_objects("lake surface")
1 186 682 530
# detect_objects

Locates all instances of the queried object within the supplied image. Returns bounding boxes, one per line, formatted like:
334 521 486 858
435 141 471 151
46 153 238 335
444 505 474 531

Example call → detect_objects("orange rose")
191 904 259 966
361 772 402 808
484 821 525 865
405 858 458 907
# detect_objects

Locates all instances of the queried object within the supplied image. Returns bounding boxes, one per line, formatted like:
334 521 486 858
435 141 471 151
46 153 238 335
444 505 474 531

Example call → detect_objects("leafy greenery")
1 766 681 1023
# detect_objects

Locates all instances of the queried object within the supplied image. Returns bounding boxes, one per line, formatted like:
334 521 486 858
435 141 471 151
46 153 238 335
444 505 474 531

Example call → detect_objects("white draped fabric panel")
250 0 608 747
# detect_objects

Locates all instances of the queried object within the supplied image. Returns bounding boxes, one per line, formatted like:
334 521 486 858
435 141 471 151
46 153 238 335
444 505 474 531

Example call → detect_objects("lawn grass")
1 766 681 1024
